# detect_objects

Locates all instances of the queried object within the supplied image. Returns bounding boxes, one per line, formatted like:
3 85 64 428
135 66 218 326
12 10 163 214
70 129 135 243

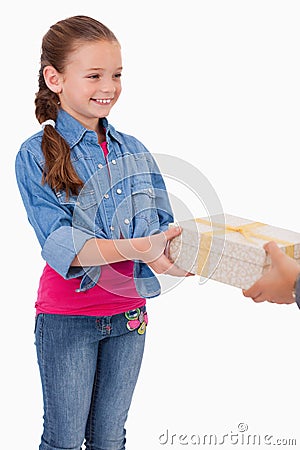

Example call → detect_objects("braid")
35 69 83 197
35 67 60 122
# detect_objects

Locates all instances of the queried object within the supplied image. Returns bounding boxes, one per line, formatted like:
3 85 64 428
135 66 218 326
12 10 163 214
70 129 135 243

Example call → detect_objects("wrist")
112 237 147 261
115 236 155 262
132 234 165 263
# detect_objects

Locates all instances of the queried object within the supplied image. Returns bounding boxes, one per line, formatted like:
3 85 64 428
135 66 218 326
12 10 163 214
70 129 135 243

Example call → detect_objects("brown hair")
35 15 118 197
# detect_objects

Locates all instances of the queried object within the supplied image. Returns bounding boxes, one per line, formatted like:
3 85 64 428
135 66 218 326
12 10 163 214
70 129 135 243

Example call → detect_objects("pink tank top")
35 141 145 316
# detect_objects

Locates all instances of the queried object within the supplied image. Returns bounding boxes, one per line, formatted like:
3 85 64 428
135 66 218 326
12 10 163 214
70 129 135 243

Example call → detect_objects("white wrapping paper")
169 214 300 289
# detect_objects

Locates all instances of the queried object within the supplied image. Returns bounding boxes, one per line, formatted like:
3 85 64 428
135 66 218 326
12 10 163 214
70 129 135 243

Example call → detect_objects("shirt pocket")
56 188 103 234
131 182 160 235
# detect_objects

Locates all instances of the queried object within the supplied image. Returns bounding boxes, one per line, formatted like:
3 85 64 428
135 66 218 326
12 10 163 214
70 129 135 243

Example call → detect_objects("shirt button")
98 163 103 169
116 188 122 195
148 188 153 194
111 159 117 165
110 225 115 231
124 218 130 225
104 193 109 199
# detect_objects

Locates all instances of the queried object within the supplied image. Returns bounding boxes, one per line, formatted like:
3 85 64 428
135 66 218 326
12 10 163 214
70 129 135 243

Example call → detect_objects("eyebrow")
86 67 123 71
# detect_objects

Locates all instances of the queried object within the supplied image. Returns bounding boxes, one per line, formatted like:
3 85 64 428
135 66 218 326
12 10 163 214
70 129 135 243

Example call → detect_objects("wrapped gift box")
168 214 300 289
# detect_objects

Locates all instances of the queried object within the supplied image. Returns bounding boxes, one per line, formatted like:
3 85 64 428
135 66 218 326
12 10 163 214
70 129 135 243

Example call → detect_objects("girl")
15 15 188 450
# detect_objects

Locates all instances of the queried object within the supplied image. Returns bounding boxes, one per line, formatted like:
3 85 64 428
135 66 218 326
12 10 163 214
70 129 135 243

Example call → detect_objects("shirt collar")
55 109 123 148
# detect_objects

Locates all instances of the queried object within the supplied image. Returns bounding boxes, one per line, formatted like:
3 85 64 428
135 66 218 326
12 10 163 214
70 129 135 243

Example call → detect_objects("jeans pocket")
34 314 44 344
34 314 40 334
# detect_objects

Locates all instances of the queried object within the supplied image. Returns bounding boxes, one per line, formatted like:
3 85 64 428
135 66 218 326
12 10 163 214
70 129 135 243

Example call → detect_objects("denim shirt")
15 109 173 297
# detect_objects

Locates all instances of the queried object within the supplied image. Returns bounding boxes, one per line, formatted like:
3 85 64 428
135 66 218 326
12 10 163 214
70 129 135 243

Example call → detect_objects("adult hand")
243 241 300 304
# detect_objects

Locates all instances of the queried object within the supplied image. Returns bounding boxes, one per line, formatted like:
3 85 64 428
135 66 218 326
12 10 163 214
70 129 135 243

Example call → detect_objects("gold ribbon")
194 218 295 276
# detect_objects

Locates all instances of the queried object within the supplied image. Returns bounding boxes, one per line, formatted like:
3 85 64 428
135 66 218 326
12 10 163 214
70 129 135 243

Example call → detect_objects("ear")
43 66 63 94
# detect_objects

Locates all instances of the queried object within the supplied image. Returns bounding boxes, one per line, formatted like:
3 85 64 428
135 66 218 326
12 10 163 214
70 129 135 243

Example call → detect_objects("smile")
92 98 112 105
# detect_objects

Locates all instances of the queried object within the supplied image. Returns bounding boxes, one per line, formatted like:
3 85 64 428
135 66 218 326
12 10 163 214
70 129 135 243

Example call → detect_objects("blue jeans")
34 308 147 450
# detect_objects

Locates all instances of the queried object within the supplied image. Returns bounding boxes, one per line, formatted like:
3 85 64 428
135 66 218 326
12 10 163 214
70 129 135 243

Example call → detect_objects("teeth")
95 99 111 104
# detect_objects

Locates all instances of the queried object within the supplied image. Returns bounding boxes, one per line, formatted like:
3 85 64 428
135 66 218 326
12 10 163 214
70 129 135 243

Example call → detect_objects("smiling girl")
15 15 188 450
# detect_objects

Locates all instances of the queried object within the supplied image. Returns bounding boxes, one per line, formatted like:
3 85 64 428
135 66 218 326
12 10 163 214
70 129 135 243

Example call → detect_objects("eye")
114 72 122 79
88 74 100 79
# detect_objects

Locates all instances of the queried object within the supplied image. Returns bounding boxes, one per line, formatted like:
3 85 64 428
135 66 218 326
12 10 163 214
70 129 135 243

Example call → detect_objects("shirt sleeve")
15 146 94 279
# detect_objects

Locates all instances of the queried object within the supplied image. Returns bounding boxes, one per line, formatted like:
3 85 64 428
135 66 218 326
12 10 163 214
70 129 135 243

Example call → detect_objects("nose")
100 75 116 94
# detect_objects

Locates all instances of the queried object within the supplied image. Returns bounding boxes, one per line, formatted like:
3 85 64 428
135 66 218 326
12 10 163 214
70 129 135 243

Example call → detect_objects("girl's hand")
147 253 194 276
76 227 194 275
141 227 194 277
243 241 300 304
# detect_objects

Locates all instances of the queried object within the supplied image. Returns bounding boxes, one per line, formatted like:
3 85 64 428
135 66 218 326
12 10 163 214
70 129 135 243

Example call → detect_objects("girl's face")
56 40 122 131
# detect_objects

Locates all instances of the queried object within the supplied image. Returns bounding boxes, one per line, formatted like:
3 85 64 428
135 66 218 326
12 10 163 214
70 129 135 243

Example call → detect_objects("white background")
1 0 300 448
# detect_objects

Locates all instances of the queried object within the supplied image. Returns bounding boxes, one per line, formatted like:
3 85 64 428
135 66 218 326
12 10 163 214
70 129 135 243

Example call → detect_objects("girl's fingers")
163 226 182 241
